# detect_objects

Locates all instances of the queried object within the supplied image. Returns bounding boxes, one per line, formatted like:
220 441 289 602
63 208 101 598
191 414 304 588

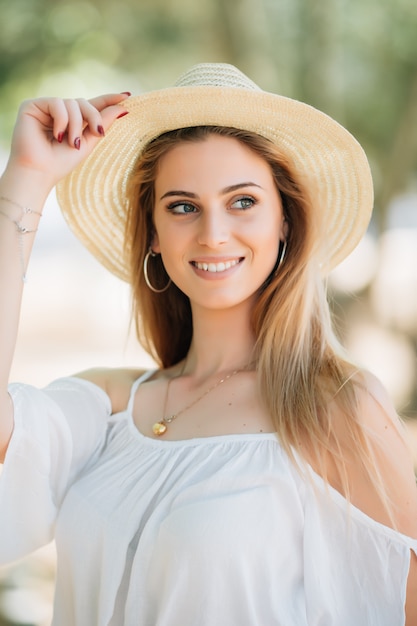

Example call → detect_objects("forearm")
0 92 128 459
0 165 52 455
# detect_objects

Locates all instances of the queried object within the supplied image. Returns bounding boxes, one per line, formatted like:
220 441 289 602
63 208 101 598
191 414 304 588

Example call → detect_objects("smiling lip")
191 258 243 273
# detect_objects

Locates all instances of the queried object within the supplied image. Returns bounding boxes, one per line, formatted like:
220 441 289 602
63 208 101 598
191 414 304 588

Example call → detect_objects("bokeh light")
1 0 417 622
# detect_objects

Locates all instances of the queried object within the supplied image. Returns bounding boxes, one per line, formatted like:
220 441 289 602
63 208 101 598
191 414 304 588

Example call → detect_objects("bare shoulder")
342 369 417 536
354 373 417 624
75 367 148 414
354 369 411 443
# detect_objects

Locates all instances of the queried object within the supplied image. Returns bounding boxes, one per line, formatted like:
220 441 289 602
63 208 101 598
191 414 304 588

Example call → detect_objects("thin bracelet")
0 197 42 282
0 195 43 218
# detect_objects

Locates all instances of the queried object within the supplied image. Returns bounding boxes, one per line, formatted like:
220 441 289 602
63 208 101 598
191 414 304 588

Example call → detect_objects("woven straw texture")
56 63 374 281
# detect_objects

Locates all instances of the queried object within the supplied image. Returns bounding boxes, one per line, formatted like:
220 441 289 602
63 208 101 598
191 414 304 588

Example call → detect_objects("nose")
197 209 229 248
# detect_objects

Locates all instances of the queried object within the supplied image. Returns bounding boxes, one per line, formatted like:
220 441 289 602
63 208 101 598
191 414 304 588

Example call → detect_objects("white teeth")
194 259 240 272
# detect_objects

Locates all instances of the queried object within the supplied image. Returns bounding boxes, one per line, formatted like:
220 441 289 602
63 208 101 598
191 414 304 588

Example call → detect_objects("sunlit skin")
152 135 286 323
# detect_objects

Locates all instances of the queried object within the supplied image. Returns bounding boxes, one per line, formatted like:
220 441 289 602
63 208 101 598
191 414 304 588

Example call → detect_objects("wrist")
0 162 55 209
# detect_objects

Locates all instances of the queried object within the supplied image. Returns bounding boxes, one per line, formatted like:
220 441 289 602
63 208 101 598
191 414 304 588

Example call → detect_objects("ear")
280 218 289 242
151 231 161 253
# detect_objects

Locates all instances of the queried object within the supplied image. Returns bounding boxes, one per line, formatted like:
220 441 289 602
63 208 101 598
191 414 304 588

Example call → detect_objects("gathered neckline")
107 372 417 546
120 368 279 448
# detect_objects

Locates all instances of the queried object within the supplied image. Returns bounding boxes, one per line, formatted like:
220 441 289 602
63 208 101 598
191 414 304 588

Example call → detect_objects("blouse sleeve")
303 471 417 626
0 377 112 565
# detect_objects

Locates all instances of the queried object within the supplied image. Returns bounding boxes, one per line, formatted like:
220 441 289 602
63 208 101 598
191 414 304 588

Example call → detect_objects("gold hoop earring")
143 248 172 293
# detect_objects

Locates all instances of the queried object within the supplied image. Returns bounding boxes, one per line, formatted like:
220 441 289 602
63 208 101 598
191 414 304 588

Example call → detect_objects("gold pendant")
152 421 167 436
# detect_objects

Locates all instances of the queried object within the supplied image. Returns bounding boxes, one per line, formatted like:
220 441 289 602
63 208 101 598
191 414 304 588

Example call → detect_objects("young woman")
0 63 416 625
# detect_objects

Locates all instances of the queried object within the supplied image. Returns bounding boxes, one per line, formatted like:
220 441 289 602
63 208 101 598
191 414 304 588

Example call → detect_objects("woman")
0 63 416 625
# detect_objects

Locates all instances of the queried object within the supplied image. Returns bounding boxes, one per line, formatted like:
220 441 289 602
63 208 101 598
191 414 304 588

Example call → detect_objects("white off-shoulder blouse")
0 371 416 625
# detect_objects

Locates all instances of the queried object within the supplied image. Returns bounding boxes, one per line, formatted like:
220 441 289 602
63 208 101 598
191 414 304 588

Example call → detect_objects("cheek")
151 213 177 255
252 219 281 251
254 220 282 272
153 230 187 280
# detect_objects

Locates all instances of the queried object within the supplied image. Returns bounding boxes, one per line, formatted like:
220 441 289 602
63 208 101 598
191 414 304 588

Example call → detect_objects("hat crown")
174 63 262 91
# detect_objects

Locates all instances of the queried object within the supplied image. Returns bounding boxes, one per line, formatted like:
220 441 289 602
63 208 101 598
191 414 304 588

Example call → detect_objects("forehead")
155 134 275 192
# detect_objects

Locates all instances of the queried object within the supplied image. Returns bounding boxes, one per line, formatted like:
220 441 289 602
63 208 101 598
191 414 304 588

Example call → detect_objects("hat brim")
56 85 374 281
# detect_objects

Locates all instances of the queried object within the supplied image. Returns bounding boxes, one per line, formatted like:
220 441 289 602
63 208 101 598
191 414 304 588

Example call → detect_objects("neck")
184 302 256 379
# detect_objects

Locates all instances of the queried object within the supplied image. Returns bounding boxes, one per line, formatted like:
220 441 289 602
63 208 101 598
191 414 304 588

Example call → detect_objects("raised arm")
0 93 130 461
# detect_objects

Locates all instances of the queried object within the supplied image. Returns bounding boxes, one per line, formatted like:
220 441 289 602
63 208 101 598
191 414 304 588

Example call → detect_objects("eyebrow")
159 182 263 201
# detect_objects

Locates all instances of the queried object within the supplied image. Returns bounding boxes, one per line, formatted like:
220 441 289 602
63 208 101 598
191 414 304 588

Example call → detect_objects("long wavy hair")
125 126 387 503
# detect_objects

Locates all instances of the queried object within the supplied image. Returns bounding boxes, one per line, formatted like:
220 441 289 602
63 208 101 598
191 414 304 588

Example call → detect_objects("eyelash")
167 202 197 214
231 196 256 210
167 196 257 214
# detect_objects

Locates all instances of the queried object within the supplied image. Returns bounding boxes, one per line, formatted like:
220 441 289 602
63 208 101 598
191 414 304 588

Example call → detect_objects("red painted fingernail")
57 132 64 143
120 91 131 96
74 137 81 150
97 125 105 136
116 111 129 119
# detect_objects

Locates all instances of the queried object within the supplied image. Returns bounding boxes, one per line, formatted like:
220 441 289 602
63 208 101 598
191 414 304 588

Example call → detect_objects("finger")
77 103 130 155
24 98 70 143
62 98 85 149
75 97 107 139
72 94 130 146
47 98 70 144
87 92 131 112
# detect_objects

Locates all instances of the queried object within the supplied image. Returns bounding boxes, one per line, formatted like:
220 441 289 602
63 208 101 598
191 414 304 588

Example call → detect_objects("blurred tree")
1 0 416 227
0 0 417 373
1 4 417 625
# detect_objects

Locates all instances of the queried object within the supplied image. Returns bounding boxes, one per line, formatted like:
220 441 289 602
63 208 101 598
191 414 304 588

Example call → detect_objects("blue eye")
168 202 197 214
231 197 255 210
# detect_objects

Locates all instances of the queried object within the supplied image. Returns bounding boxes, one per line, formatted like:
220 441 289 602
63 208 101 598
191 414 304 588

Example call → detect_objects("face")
152 134 286 312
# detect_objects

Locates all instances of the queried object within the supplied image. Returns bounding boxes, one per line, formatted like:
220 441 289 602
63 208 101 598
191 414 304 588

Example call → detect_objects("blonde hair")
125 126 388 505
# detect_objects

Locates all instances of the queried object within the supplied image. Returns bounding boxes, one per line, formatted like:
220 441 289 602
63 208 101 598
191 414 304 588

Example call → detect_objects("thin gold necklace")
152 365 247 437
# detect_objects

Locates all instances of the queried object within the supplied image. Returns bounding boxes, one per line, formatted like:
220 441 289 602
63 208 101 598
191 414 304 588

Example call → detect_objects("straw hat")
56 63 374 281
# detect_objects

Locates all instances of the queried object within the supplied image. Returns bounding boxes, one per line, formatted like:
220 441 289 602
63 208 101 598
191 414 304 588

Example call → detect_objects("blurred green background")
0 0 417 623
